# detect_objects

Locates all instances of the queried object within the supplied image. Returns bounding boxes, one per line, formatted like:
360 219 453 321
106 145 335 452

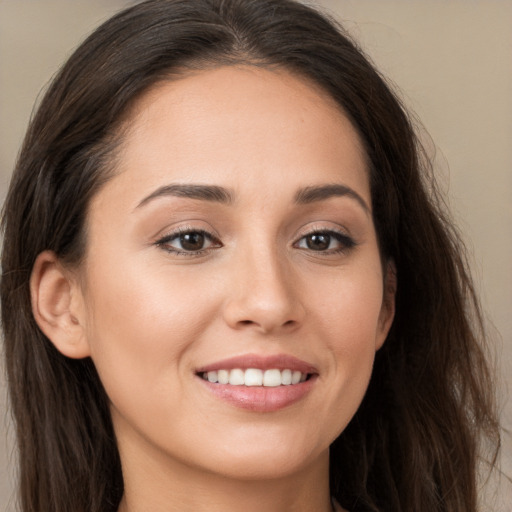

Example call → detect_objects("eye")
156 229 221 255
295 230 355 253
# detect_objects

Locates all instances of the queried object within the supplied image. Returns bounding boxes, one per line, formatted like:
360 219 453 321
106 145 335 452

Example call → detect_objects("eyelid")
292 224 357 253
152 222 356 257
154 225 222 256
153 220 220 243
293 221 353 240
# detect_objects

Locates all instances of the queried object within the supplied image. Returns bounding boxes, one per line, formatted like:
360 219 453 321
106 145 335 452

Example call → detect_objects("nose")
222 246 305 335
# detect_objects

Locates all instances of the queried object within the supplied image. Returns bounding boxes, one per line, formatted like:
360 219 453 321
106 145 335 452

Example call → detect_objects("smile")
196 354 318 412
201 368 309 387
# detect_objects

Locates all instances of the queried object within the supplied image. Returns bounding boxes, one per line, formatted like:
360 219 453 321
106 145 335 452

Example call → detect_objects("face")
75 66 394 481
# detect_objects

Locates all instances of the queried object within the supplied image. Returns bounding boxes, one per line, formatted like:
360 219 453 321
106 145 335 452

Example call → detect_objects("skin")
32 66 395 512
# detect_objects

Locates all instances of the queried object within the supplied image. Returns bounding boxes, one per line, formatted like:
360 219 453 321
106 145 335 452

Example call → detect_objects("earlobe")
376 260 397 350
30 250 90 359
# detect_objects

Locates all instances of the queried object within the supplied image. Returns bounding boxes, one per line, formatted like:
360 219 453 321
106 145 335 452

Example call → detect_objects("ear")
30 250 90 359
376 259 397 350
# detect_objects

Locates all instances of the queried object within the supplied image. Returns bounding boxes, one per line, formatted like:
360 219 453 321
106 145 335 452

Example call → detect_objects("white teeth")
263 369 282 387
244 368 263 386
217 369 229 384
291 370 302 384
228 369 245 386
281 369 292 385
202 368 309 386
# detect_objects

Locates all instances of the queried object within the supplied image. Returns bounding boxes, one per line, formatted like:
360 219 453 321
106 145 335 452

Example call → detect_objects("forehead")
98 65 370 209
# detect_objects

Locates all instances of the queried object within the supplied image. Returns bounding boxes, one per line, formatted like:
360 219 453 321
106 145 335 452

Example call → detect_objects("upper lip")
196 353 318 374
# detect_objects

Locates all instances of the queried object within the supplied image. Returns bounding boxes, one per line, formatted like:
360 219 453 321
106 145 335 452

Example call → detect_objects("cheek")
81 253 221 400
311 263 384 347
307 265 384 425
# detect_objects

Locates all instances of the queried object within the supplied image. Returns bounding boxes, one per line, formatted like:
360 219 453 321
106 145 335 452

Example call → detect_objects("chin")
187 426 330 481
207 448 326 482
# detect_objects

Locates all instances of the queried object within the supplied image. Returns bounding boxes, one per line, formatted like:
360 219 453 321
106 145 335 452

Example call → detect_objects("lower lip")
198 375 317 412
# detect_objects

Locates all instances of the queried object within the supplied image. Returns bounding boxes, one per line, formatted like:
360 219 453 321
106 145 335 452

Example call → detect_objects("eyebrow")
135 182 370 213
136 183 234 209
294 184 370 213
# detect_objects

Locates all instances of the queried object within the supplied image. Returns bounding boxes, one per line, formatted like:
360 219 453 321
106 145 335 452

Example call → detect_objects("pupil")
180 232 204 251
307 233 330 251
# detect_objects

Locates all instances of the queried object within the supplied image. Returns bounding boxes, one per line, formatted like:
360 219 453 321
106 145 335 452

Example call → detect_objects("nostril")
238 319 296 328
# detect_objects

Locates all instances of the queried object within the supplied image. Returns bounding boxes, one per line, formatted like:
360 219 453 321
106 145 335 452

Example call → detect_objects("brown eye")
180 232 205 251
295 230 356 253
306 233 330 251
157 229 220 254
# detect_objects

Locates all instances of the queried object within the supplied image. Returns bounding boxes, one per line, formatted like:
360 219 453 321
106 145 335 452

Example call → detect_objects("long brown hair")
1 1 500 511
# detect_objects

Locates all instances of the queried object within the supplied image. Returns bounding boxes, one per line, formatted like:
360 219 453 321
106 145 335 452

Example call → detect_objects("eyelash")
155 227 221 256
293 228 356 254
155 227 356 257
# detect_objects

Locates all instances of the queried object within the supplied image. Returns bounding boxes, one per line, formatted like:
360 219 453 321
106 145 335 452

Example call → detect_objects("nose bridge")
223 234 304 333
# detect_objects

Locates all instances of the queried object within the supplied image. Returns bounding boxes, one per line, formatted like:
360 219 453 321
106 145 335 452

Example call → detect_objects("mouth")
198 368 310 387
195 354 318 412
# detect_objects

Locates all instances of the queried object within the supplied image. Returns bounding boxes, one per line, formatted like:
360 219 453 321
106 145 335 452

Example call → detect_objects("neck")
116 437 333 512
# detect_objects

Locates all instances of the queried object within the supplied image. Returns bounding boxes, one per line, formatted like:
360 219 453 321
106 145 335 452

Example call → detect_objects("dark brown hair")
1 1 500 511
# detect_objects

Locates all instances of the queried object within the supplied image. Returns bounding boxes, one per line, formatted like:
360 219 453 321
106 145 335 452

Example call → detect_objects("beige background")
0 0 511 510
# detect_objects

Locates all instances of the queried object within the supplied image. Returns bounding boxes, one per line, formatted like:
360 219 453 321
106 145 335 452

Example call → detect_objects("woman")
0 0 501 511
